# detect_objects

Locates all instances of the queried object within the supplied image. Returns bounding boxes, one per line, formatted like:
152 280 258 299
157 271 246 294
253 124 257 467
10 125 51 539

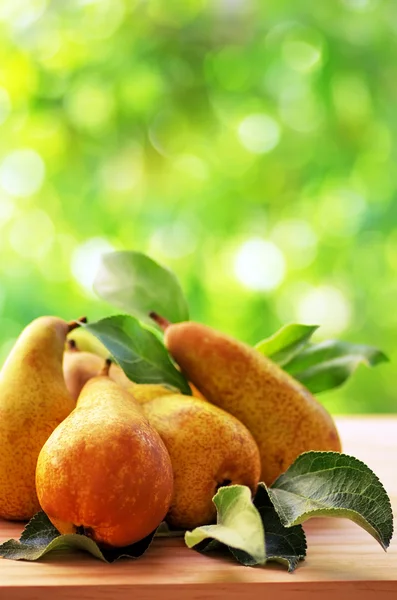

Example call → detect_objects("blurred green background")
0 0 395 413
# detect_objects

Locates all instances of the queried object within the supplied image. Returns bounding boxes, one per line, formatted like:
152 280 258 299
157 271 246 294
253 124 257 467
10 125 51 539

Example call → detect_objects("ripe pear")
63 340 133 400
0 316 84 520
66 327 109 358
142 394 261 529
64 340 204 404
151 315 341 486
128 382 177 404
36 363 174 547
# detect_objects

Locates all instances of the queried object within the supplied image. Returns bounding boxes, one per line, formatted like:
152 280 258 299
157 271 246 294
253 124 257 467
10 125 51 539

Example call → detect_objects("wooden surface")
0 416 396 600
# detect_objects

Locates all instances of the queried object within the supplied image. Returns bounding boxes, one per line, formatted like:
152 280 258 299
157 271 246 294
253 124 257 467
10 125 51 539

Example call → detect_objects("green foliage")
90 252 387 395
85 315 191 394
256 326 388 393
255 324 319 365
0 453 392 569
0 512 155 562
185 485 266 565
252 484 306 572
284 341 389 394
0 0 395 413
94 251 189 325
187 452 393 569
268 452 394 550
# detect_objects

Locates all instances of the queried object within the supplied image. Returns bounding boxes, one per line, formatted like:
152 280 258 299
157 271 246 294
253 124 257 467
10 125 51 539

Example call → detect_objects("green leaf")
0 512 156 562
84 315 191 394
255 324 318 367
185 485 266 565
229 484 306 571
185 485 306 571
253 484 306 571
284 340 389 393
155 522 185 538
94 251 189 325
268 452 394 551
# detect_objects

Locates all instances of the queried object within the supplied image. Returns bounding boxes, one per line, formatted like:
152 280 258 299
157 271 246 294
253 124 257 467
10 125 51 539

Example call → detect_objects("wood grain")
0 416 396 600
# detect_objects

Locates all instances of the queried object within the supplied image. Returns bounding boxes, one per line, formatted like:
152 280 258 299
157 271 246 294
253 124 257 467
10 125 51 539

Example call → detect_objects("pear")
142 394 261 529
64 340 205 404
128 383 177 404
66 327 109 358
36 362 174 547
150 314 341 486
0 316 84 520
63 340 133 400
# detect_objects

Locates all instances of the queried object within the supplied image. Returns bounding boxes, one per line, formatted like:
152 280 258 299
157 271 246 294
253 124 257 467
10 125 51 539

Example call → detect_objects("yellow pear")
66 327 109 358
121 381 206 404
142 394 261 529
129 383 178 404
63 340 204 405
0 316 83 520
63 340 132 400
36 363 174 547
151 314 341 486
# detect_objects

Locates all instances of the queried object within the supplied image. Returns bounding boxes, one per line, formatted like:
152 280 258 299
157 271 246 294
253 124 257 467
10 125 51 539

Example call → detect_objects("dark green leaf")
84 315 191 394
252 483 306 572
94 251 189 325
0 512 156 562
284 340 389 393
255 324 318 367
269 452 394 550
155 522 185 538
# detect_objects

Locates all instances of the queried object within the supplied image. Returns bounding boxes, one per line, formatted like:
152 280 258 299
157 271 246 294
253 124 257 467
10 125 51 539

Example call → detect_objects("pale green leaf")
185 485 266 565
94 251 189 325
229 484 306 571
255 324 318 366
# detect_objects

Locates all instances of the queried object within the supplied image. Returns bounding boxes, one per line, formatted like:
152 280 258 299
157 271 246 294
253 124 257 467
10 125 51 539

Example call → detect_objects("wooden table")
0 416 396 600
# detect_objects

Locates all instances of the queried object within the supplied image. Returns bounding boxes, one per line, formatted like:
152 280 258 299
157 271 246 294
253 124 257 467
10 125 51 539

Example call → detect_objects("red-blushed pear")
142 394 261 530
0 316 85 520
36 361 174 547
150 313 342 486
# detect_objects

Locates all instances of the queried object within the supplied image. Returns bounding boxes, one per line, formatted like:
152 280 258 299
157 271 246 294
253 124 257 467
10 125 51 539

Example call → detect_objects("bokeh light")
234 239 286 292
0 0 395 413
0 150 45 197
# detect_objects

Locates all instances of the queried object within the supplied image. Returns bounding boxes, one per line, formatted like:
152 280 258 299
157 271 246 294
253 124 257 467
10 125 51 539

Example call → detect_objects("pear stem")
67 316 87 333
100 358 112 377
67 339 79 352
149 312 171 331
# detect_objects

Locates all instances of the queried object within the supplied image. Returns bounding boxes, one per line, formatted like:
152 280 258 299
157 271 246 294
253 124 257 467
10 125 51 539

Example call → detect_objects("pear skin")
156 319 341 486
118 381 206 405
36 371 173 547
63 341 133 401
142 394 261 529
189 382 207 401
128 383 177 405
64 340 206 404
0 316 82 520
66 327 109 358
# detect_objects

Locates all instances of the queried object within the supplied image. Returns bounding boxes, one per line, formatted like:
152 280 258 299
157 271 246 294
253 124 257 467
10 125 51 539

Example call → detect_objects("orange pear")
151 314 341 486
36 362 173 547
142 394 261 529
